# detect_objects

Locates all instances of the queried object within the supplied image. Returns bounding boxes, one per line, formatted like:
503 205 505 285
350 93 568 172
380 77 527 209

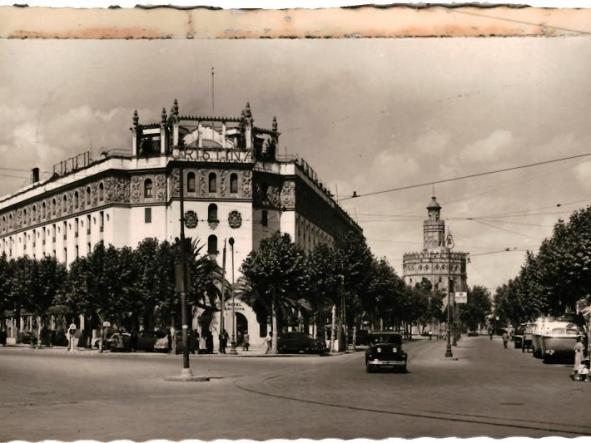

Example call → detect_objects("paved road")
0 336 588 440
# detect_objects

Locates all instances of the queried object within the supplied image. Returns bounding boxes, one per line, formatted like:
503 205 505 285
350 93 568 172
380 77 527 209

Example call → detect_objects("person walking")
243 332 250 351
219 329 228 354
502 330 509 349
264 331 273 354
572 336 585 380
489 328 494 341
67 323 77 352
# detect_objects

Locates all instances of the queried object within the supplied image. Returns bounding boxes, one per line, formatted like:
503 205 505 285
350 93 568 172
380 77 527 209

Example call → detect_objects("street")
1 335 589 440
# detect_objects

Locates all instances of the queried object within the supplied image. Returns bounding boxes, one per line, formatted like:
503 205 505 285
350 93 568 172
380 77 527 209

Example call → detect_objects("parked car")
136 330 167 352
365 332 407 373
277 332 327 354
154 330 197 354
467 331 479 337
93 331 132 352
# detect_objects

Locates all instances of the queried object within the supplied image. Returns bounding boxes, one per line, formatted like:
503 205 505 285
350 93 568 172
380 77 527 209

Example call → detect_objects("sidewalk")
0 343 349 357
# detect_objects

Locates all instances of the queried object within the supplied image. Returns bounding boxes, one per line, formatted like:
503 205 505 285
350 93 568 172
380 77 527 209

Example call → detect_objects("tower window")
208 204 218 222
74 191 79 209
145 207 152 223
86 187 91 205
208 173 217 193
144 179 153 198
99 183 104 201
187 172 196 193
262 210 268 226
230 173 238 194
208 235 218 254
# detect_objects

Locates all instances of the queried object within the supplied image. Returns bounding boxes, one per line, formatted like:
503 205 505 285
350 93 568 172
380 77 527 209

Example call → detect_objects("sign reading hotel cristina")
172 147 253 163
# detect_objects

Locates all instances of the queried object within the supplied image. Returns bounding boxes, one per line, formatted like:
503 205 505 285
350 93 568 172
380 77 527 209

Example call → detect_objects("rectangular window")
64 248 67 263
100 211 104 232
145 207 152 223
75 245 79 259
63 221 67 240
87 214 91 235
261 210 268 227
75 218 79 237
88 242 91 253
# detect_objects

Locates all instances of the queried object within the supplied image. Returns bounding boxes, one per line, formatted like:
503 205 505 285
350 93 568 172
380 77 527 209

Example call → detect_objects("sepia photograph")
1 5 591 440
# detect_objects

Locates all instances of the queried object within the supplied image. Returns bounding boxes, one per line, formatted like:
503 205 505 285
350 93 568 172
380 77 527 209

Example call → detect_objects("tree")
9 257 35 343
459 285 491 332
240 232 306 353
334 231 374 334
0 254 12 336
302 244 342 338
365 258 407 330
24 256 66 346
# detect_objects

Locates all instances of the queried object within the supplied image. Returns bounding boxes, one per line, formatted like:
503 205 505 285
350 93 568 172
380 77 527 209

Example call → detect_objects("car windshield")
369 334 402 345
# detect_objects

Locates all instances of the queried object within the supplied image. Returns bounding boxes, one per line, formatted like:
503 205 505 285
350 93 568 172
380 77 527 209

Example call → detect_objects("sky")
1 38 591 293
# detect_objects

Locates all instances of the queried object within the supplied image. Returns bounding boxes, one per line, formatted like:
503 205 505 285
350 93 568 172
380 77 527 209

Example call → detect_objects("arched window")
74 191 79 208
42 202 46 219
99 183 104 201
187 172 196 193
207 235 218 254
86 187 91 205
208 203 218 222
230 173 238 194
32 205 36 222
208 173 217 193
23 209 27 223
52 198 56 215
144 179 153 198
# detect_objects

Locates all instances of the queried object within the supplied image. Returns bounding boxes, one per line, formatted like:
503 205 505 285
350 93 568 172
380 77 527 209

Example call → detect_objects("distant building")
402 196 468 294
0 99 361 346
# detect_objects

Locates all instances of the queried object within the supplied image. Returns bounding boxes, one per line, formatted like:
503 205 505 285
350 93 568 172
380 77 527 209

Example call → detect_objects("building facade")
0 100 361 346
402 196 468 295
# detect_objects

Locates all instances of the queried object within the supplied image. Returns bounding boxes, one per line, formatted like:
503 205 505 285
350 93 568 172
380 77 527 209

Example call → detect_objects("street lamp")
445 231 454 359
228 237 237 355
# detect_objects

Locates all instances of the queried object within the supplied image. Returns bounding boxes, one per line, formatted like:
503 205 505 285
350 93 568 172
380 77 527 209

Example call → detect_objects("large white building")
0 100 361 347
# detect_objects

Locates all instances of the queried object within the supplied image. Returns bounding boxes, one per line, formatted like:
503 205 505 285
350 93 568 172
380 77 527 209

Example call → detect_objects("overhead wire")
340 152 591 201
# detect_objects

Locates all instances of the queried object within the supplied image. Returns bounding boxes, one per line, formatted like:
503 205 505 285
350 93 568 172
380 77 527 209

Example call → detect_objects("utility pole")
229 238 237 354
219 239 226 352
445 231 454 359
178 164 191 376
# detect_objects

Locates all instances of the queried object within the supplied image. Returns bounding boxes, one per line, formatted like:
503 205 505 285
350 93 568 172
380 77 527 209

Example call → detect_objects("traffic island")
164 368 211 382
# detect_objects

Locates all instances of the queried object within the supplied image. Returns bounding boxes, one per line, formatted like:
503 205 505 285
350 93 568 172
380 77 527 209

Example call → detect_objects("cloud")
574 161 591 192
459 129 514 164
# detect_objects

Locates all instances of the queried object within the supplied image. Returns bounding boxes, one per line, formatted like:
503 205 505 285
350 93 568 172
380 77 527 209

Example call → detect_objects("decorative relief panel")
280 181 296 209
198 170 207 197
219 171 227 197
242 171 252 198
228 210 242 229
104 177 130 203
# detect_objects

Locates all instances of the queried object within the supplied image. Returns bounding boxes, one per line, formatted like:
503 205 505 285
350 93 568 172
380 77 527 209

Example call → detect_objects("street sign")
455 292 468 304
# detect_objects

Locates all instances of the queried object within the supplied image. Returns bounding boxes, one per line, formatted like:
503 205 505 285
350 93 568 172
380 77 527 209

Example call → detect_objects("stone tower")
423 196 445 251
402 196 468 293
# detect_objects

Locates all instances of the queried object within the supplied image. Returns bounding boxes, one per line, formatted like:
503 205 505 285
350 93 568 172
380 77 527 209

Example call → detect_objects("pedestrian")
502 330 509 349
67 323 77 352
219 329 228 354
489 328 494 341
264 331 272 354
193 330 199 354
243 332 250 351
130 329 138 352
206 330 214 354
572 336 585 380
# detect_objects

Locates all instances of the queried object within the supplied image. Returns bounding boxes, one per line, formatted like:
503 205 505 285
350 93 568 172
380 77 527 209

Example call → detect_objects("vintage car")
154 330 198 354
93 331 132 352
540 321 584 361
277 332 327 354
365 332 407 373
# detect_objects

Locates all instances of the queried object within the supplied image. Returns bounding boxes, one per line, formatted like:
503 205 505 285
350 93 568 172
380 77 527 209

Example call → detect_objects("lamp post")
178 164 191 376
445 231 454 359
228 237 237 354
220 239 226 353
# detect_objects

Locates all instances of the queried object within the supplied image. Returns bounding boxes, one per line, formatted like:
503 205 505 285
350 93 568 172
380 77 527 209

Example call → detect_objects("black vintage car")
365 332 407 373
277 332 327 354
